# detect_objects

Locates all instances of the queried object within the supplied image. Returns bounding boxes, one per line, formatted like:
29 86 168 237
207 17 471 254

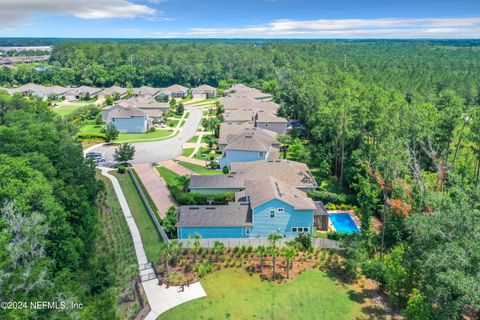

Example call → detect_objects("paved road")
93 107 202 164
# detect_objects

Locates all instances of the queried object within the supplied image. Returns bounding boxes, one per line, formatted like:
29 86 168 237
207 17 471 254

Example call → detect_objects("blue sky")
0 0 479 38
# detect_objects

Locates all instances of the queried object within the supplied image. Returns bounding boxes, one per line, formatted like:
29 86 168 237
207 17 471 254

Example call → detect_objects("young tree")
268 232 282 281
213 241 225 261
191 233 201 265
283 245 296 279
113 143 135 165
95 112 104 125
222 165 230 174
159 243 170 276
256 246 267 273
105 123 119 142
176 102 184 115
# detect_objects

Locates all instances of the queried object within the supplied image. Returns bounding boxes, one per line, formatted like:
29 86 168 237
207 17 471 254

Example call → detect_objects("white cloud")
181 17 480 38
0 0 156 28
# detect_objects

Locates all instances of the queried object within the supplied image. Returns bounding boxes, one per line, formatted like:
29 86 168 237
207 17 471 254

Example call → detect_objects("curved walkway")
100 167 206 319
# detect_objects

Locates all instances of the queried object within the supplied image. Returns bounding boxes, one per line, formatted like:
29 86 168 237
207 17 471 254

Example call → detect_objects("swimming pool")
329 213 360 234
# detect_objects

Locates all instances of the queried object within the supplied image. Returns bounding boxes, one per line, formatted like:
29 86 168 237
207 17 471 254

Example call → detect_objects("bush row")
170 187 234 205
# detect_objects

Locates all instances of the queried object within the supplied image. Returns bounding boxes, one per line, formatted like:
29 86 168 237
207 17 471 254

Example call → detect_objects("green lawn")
160 268 364 320
169 119 180 127
187 135 199 143
194 147 215 160
156 166 181 187
80 124 104 135
111 171 163 263
116 129 173 142
176 160 222 176
182 147 195 157
52 106 80 117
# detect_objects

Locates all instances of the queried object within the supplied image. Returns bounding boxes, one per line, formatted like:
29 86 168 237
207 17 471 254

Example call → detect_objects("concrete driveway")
93 106 202 164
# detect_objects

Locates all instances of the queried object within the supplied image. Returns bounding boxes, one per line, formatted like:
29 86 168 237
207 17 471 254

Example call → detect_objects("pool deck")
327 210 362 232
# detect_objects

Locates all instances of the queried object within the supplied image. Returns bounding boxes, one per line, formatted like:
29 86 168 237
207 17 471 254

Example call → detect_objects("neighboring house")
178 177 316 239
65 86 103 101
219 129 280 168
221 96 279 113
189 174 245 194
224 109 255 124
133 86 160 99
189 159 318 194
102 103 149 133
254 110 288 134
192 84 217 99
118 97 169 123
225 84 273 101
218 122 255 151
11 83 69 100
177 202 252 239
100 86 128 98
165 84 189 98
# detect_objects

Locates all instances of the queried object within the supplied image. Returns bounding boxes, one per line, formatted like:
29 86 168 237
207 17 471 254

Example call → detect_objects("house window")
302 227 309 233
269 210 275 218
292 227 297 232
259 152 265 157
277 208 284 213
246 227 250 235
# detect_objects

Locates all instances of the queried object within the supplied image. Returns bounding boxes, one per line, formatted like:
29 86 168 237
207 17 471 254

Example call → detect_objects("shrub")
117 165 126 174
326 231 348 240
295 233 312 251
150 126 156 132
77 133 106 141
325 203 336 210
339 204 349 211
307 190 354 205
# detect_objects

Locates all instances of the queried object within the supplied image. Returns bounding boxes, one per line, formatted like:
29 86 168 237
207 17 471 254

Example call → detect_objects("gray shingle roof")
176 202 253 227
101 86 128 96
242 177 316 210
105 104 146 121
225 129 279 152
189 174 245 189
192 84 216 94
219 122 255 145
65 86 103 96
230 160 317 189
256 110 288 123
221 96 279 113
224 109 255 122
227 84 273 100
165 84 189 93
133 86 160 96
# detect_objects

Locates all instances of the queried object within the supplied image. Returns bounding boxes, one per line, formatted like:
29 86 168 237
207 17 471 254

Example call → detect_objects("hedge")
170 187 233 205
77 133 106 141
307 190 355 205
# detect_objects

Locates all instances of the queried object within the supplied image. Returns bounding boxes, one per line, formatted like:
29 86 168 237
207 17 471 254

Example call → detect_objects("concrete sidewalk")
100 167 206 320
132 164 177 218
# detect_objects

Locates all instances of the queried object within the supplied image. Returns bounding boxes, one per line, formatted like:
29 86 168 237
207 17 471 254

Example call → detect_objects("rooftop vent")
206 207 216 210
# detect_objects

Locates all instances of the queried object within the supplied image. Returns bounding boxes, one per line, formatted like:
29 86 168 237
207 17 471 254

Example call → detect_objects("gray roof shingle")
176 202 253 227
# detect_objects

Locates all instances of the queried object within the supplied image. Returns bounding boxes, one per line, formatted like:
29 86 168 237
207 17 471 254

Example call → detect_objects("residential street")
93 106 202 164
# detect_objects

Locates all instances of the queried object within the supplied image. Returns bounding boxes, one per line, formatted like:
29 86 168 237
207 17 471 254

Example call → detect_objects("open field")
160 268 365 320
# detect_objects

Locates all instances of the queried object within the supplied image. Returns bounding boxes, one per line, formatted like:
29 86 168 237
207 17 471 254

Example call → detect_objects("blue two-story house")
177 177 316 239
219 129 280 168
103 103 150 133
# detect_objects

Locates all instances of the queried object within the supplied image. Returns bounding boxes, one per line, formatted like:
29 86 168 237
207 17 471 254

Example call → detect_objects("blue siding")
178 227 249 239
112 116 147 133
250 199 313 237
220 149 267 168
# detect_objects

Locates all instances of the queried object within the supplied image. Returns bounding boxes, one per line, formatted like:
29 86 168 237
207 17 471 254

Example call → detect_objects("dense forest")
1 40 479 319
0 93 132 319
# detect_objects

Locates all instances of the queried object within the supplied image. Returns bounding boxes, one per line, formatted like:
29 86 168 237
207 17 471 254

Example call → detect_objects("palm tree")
268 231 282 248
268 245 280 281
169 240 182 266
213 241 225 261
159 243 170 276
283 246 296 279
191 233 201 265
256 245 267 273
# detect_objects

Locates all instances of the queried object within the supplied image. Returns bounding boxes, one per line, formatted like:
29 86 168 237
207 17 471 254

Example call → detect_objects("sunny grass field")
111 171 163 262
79 123 174 142
160 268 364 320
52 105 81 117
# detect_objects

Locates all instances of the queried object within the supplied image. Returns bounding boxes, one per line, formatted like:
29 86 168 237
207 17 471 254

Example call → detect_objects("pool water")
329 213 360 234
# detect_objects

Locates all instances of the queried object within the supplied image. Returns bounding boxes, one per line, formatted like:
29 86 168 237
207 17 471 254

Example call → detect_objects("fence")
128 168 170 243
176 237 341 250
